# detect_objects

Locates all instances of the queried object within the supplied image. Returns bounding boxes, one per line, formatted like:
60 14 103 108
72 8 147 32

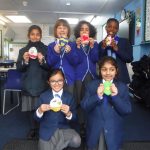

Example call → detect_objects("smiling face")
56 25 69 38
48 71 64 92
100 62 117 81
105 21 119 37
28 29 41 42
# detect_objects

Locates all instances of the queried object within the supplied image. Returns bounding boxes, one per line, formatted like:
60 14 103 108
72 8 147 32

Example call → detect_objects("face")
29 29 41 42
56 25 68 38
105 21 119 37
80 24 90 37
48 72 64 92
100 62 117 81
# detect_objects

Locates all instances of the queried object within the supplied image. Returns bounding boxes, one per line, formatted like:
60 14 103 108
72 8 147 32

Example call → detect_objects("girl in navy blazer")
99 18 133 84
34 69 81 150
81 56 131 150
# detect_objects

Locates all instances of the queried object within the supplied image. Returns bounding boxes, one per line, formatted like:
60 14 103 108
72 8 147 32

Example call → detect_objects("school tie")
54 94 61 98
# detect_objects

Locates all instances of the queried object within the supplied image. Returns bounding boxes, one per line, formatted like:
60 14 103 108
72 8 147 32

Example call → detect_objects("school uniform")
99 37 133 84
47 41 79 94
34 89 81 150
16 41 49 111
81 79 132 150
74 41 99 105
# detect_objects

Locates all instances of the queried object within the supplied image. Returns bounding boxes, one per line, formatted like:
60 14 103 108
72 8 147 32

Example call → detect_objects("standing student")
47 19 79 95
16 25 49 139
74 20 99 105
81 56 132 150
99 18 133 84
34 69 81 150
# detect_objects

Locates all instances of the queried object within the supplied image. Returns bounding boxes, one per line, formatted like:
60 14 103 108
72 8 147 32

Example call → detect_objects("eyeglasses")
49 80 64 85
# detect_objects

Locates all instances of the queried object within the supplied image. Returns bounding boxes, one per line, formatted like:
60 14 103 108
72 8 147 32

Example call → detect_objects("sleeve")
110 83 132 116
81 82 103 112
115 38 133 63
46 43 60 67
68 96 77 121
16 48 29 72
34 95 44 122
89 42 99 63
98 41 107 59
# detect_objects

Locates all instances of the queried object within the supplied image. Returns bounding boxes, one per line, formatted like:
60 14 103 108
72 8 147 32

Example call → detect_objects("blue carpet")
0 108 30 150
124 100 150 141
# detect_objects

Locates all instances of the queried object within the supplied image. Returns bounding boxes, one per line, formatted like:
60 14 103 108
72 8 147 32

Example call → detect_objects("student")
81 56 132 150
99 18 133 84
34 69 81 150
47 19 79 95
16 25 49 139
74 20 99 105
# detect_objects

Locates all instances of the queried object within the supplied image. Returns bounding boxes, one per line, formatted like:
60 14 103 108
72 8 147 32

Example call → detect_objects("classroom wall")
116 0 150 61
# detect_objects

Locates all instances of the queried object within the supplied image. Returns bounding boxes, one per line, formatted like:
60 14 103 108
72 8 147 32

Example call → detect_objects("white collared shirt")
36 88 72 120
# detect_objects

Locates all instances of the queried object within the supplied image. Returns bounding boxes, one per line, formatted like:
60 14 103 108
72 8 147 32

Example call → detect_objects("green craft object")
104 81 112 95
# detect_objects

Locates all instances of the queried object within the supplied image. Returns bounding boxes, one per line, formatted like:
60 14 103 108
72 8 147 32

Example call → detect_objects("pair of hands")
97 83 118 97
23 52 44 63
54 44 71 54
76 37 95 49
38 103 71 117
102 37 118 51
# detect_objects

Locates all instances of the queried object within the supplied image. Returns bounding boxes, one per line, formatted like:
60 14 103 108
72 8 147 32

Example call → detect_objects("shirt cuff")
66 112 72 120
22 60 29 65
97 94 103 100
36 109 43 118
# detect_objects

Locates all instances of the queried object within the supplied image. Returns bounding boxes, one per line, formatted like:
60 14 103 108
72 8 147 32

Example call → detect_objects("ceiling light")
59 18 79 24
0 15 11 23
6 15 32 23
66 2 71 6
0 20 5 25
22 1 28 6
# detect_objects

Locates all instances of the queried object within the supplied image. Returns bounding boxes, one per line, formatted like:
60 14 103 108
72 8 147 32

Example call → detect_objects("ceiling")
0 0 132 38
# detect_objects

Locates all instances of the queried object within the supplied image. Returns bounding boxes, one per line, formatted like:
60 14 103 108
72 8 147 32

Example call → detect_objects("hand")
89 38 95 48
38 104 51 114
54 44 61 53
61 104 70 116
23 52 30 63
97 83 104 97
110 83 118 96
111 39 118 51
76 37 81 48
37 52 44 63
65 45 71 53
101 39 107 49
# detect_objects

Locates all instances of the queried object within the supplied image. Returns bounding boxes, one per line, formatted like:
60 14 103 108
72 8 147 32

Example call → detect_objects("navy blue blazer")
99 37 133 84
34 89 77 141
81 79 131 150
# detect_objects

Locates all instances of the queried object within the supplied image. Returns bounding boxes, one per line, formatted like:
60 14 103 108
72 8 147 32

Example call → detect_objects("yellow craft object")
50 98 62 112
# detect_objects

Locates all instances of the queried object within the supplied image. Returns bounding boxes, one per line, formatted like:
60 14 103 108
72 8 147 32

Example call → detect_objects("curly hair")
74 20 97 39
